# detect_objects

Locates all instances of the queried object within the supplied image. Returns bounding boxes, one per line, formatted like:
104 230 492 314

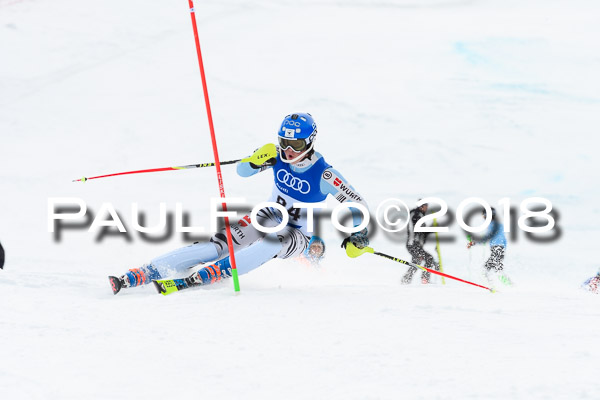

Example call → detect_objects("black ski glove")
250 158 277 169
341 228 369 250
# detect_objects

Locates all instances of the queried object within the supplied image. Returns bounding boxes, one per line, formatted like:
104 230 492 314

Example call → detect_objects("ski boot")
190 262 230 285
108 266 159 295
152 261 232 295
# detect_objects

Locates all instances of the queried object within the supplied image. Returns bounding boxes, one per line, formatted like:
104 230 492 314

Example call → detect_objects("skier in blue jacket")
109 112 369 294
467 207 512 285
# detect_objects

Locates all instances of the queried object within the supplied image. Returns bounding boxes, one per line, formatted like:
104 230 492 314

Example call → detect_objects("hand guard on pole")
341 228 369 250
242 143 277 169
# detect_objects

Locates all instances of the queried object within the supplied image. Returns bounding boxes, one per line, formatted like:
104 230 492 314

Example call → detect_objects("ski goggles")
278 137 308 152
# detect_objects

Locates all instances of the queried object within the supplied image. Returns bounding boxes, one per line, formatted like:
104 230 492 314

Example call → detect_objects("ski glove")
243 143 277 169
341 228 369 250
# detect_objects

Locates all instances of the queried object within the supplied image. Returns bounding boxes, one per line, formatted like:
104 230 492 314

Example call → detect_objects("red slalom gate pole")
187 0 240 292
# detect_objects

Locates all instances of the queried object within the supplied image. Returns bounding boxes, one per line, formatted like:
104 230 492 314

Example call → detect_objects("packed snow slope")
1 0 599 399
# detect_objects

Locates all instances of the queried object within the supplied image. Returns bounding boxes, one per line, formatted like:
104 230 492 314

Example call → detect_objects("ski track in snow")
1 0 599 399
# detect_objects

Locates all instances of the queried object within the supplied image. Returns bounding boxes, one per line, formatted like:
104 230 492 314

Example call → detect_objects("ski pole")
433 218 445 285
72 159 242 182
188 0 240 292
345 243 494 293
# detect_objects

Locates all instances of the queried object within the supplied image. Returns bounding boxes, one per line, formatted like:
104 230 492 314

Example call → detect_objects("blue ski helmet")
305 235 326 262
277 113 317 163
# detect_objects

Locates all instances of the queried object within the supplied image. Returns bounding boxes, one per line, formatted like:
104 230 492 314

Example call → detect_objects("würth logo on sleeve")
333 178 342 187
338 183 362 202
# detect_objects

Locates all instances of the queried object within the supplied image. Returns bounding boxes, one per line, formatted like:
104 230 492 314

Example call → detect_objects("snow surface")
1 0 599 399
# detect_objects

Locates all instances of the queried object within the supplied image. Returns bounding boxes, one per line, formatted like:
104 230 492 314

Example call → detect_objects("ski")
108 276 123 295
153 275 200 296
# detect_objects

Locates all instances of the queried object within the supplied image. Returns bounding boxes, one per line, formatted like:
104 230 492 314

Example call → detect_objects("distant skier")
581 269 600 294
297 235 326 267
467 207 512 286
401 201 439 284
306 236 325 262
108 113 369 294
